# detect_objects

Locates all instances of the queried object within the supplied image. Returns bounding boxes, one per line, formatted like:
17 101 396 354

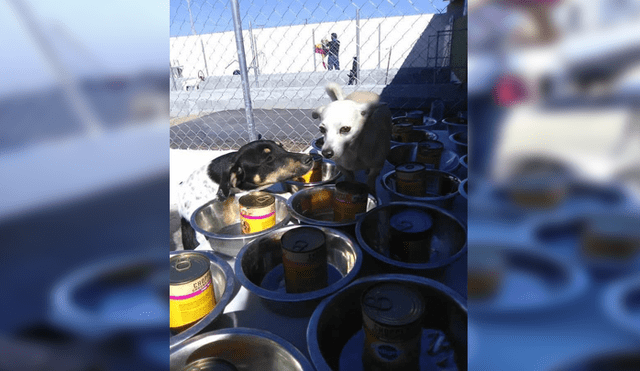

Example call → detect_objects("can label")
416 144 443 169
392 123 413 142
170 272 216 329
361 287 423 370
240 194 276 234
333 191 367 221
282 245 327 293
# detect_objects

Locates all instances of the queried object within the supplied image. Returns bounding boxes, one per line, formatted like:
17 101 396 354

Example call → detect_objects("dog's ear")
359 101 380 119
312 105 325 120
325 83 345 101
216 164 245 199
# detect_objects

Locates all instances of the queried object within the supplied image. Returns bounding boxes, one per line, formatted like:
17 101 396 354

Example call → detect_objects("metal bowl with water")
170 328 314 371
307 274 467 371
443 116 468 135
386 143 460 173
287 185 378 230
283 160 342 193
381 169 461 209
390 127 439 146
449 131 468 155
234 225 363 316
355 202 467 275
191 194 291 257
170 251 236 349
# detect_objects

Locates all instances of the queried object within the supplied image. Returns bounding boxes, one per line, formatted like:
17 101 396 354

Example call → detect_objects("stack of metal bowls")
170 251 236 349
190 194 291 257
355 202 467 277
307 274 467 371
234 225 363 317
171 328 314 371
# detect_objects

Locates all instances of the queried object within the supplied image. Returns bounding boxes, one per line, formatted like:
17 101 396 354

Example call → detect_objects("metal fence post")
356 8 360 84
230 0 257 142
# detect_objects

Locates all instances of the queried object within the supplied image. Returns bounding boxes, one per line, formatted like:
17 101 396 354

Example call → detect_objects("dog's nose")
322 149 334 159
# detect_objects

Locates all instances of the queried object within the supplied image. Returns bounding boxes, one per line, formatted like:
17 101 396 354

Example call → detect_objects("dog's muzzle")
321 149 334 159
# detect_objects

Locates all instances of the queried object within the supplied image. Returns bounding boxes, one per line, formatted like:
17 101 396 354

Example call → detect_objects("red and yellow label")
170 273 215 329
240 203 276 234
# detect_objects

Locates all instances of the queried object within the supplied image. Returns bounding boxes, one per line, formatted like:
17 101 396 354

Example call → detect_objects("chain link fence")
170 0 467 151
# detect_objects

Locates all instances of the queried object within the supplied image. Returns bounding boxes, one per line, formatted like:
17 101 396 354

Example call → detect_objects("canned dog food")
391 123 413 142
416 140 444 169
281 227 328 293
395 163 426 197
406 110 424 125
333 181 369 221
298 153 323 183
181 357 238 371
239 192 276 234
361 282 425 371
170 253 216 332
390 210 433 263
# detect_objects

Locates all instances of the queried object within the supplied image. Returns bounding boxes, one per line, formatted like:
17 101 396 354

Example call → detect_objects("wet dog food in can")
392 123 413 142
170 253 216 332
299 153 323 183
181 357 238 371
361 282 425 370
415 140 444 169
333 181 369 221
390 210 433 263
239 192 276 234
395 163 426 197
281 227 328 293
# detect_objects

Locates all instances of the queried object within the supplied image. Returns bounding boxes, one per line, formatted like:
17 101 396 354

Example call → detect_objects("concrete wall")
170 14 450 79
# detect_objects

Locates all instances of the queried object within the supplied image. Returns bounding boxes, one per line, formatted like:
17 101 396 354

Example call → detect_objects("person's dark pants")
327 55 339 70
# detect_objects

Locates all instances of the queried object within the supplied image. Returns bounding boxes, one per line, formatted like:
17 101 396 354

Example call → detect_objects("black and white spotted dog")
177 140 313 250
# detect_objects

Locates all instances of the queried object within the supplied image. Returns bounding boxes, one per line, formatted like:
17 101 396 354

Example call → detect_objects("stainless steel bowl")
459 154 468 170
390 127 438 146
355 202 467 274
386 143 460 174
50 253 167 339
170 251 236 349
459 178 468 200
449 131 468 155
311 137 324 152
443 116 468 135
307 274 467 371
191 194 291 257
170 328 314 371
381 169 461 209
287 185 378 229
235 225 363 316
283 160 342 193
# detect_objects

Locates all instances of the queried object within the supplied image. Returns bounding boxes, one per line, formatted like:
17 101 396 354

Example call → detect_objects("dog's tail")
325 82 345 101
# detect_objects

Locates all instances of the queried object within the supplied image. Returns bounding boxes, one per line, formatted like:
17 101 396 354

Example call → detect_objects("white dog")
312 83 392 193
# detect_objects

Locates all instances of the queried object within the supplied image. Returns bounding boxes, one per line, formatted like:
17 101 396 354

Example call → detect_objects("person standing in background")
327 33 340 70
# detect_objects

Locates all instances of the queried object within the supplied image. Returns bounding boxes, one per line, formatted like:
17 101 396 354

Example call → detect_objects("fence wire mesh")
170 0 467 151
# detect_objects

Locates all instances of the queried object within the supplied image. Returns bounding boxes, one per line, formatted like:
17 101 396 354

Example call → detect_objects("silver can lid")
362 282 425 326
170 253 210 284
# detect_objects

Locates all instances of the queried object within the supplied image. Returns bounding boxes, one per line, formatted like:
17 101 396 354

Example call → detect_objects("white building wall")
170 14 443 79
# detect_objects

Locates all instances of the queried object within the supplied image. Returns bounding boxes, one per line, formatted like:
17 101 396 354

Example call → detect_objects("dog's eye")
265 155 274 162
319 127 326 134
340 126 351 134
